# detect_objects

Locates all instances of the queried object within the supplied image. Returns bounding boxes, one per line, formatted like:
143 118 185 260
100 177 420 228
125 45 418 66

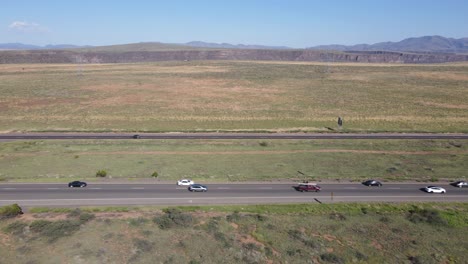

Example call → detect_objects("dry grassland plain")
0 139 466 182
1 203 467 263
1 61 467 132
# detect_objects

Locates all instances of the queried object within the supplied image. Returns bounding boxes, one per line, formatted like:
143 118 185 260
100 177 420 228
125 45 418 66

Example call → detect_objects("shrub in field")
407 207 447 226
79 213 95 223
320 252 344 264
96 170 107 177
226 211 242 222
3 221 27 235
151 171 159 178
288 229 320 249
329 212 347 221
153 208 194 229
30 220 81 242
153 215 173 229
0 204 23 219
133 238 153 253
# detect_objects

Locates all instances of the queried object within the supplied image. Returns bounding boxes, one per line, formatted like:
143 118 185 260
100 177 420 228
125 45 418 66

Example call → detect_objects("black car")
451 181 468 188
132 134 141 139
362 180 382 187
68 181 87 188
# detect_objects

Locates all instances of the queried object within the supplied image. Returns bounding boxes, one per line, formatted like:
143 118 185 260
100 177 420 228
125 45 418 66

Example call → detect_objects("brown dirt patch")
408 71 468 81
17 212 151 222
371 240 383 250
0 232 13 248
417 101 468 110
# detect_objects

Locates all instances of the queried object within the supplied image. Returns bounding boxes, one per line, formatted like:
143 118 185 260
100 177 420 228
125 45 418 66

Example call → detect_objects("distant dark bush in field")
379 216 391 223
30 220 81 242
67 208 82 218
355 251 368 261
226 211 242 222
128 217 149 227
407 208 447 226
329 212 347 221
153 208 194 229
151 171 159 178
287 229 320 249
0 204 23 219
133 238 153 253
3 221 27 235
153 215 173 229
320 252 344 264
79 213 95 223
96 170 107 177
259 141 268 147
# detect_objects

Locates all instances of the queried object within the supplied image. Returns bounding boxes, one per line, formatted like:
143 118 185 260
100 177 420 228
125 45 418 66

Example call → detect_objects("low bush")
320 252 344 264
407 207 447 226
79 213 95 223
153 208 194 229
226 211 242 222
0 204 23 219
3 221 27 235
133 238 153 253
96 170 107 177
329 212 347 221
30 220 82 242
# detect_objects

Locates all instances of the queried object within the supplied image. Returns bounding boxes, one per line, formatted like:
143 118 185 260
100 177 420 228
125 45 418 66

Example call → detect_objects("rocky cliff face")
1 49 467 64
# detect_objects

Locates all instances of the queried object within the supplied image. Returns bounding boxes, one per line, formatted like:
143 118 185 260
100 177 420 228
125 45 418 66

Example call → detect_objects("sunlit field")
0 139 466 182
1 61 467 132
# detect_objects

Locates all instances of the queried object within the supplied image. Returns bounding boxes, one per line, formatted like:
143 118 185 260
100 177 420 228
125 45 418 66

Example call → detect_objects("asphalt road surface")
0 183 466 208
1 132 468 141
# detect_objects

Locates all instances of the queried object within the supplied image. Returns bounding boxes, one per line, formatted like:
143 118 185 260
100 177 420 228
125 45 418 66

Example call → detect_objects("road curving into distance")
0 183 466 208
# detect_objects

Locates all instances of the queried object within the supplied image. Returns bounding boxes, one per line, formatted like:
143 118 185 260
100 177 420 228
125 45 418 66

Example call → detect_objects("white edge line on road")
1 195 464 202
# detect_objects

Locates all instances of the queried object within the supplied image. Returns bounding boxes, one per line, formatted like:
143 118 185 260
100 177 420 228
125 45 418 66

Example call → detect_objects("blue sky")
2 0 467 48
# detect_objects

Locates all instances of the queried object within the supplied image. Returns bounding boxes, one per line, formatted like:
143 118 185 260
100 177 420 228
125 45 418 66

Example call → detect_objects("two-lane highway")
1 183 466 207
1 132 468 141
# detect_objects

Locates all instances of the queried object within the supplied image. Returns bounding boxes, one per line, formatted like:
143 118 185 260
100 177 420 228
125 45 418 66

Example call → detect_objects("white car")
177 179 194 186
424 186 446 194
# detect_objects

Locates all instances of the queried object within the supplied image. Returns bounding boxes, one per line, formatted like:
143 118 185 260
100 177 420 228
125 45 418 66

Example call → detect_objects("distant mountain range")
308 36 468 53
1 36 467 53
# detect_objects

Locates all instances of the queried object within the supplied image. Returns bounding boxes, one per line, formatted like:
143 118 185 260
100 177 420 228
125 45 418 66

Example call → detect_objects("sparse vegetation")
0 203 466 263
0 139 466 182
153 208 194 229
0 61 467 133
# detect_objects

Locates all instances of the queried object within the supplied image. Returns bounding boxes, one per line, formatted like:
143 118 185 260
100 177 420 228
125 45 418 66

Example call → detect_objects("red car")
294 183 321 192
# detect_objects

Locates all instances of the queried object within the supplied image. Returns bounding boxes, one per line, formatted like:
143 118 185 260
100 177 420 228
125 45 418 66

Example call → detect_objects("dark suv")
294 184 321 192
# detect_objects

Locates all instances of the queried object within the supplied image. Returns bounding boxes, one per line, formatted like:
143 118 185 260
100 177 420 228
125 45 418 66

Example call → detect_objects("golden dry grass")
1 61 467 132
